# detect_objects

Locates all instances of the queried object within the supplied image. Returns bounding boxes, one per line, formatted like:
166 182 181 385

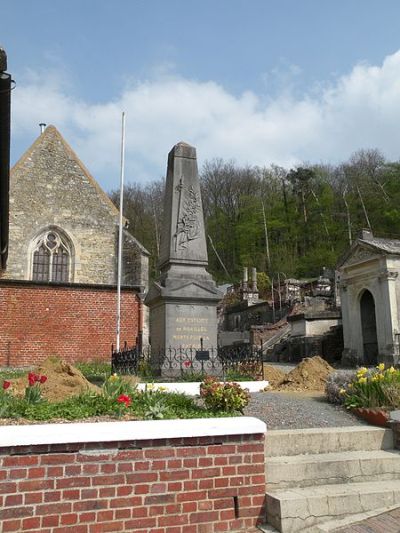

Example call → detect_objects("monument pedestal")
146 275 221 353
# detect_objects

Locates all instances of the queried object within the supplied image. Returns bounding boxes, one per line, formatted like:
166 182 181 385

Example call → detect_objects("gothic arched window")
31 230 71 282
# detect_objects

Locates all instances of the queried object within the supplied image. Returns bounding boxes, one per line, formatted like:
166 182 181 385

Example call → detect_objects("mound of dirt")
263 365 286 388
12 357 99 402
276 356 334 392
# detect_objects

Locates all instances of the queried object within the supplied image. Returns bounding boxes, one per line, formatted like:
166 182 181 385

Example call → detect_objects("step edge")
266 449 400 464
313 504 400 532
265 479 400 499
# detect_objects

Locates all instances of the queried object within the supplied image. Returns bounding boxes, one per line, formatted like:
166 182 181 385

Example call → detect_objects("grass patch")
0 368 26 380
75 360 111 384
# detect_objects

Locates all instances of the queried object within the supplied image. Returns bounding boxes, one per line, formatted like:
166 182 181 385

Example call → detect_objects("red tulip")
28 372 37 386
117 394 131 407
2 380 11 390
39 375 47 384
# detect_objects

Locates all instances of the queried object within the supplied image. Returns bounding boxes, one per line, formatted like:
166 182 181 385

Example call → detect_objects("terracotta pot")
351 407 390 427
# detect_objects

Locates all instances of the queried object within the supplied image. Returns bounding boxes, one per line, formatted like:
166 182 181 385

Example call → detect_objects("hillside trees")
110 149 400 285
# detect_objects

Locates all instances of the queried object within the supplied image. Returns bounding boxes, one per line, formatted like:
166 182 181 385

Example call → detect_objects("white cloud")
11 50 400 190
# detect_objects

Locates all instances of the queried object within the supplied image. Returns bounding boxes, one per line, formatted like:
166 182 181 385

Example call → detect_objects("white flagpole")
116 111 126 352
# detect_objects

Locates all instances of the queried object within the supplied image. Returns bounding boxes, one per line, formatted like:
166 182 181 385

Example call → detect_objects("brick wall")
0 280 140 367
0 420 266 532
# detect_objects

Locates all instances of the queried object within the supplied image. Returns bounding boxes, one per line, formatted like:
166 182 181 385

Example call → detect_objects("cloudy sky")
3 0 400 190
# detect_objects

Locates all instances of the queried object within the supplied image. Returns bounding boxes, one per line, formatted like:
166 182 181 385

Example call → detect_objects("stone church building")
0 125 149 367
339 230 400 367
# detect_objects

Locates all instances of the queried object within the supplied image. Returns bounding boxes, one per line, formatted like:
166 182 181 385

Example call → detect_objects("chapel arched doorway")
360 290 378 365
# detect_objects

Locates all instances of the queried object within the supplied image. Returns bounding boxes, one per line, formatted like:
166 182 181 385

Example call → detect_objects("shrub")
200 376 250 413
225 360 262 381
341 364 400 409
325 370 356 405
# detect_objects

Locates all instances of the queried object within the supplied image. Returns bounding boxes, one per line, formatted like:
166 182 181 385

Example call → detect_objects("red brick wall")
0 281 140 367
0 433 266 532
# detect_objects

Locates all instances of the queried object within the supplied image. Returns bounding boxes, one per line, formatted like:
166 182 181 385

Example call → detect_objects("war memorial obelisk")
145 142 222 354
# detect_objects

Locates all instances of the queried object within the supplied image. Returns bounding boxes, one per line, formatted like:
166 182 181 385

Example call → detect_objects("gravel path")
244 391 367 430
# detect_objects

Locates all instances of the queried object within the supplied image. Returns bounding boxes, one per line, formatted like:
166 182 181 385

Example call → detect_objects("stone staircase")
259 426 400 532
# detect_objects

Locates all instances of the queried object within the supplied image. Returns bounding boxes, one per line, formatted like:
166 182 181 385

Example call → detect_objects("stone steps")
265 426 393 457
266 448 400 489
266 479 400 533
260 426 399 532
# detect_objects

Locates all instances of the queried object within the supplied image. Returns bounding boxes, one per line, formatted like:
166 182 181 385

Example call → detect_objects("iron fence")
111 344 264 381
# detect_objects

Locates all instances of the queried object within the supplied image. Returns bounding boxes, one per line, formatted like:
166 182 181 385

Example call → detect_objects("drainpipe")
0 47 12 271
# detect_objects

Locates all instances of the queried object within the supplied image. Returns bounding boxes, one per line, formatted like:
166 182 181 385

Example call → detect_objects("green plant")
76 360 111 382
137 360 155 380
200 376 250 413
24 372 47 405
325 370 356 405
179 370 207 382
0 379 13 417
225 360 262 381
341 364 400 409
102 374 137 400
143 400 169 420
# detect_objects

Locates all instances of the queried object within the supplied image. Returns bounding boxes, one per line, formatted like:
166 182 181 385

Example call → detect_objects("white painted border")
137 381 269 395
0 417 266 448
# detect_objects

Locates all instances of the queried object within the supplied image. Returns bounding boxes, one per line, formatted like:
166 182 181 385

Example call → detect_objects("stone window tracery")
32 231 71 282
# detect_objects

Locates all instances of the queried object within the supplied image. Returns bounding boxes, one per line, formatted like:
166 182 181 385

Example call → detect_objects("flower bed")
0 366 253 423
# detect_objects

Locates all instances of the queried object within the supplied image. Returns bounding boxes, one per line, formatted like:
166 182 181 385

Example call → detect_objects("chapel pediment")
340 246 382 268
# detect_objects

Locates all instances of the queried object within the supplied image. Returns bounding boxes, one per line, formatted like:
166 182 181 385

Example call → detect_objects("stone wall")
0 418 266 532
0 280 140 367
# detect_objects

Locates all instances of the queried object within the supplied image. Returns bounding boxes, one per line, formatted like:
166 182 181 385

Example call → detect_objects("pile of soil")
263 365 286 388
275 356 334 392
12 357 99 402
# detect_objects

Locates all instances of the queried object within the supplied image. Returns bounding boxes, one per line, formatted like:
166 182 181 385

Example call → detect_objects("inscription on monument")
172 316 210 348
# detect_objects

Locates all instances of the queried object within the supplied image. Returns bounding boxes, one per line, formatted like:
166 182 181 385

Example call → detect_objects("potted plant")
339 363 400 427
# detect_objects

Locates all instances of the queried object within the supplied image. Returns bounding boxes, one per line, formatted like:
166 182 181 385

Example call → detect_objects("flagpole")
116 111 126 352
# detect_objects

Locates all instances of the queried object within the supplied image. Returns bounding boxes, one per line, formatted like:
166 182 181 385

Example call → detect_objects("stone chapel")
338 229 400 367
0 125 149 367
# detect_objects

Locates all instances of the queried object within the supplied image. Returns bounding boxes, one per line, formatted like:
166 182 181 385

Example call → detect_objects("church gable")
10 125 119 225
6 126 147 286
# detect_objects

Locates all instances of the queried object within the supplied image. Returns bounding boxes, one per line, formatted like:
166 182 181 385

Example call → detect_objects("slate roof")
359 236 400 254
337 233 400 268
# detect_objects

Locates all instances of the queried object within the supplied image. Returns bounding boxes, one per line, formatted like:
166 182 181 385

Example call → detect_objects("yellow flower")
389 366 396 373
377 373 385 381
357 367 368 376
358 377 367 384
109 373 118 381
348 383 353 389
371 375 378 382
376 363 385 372
339 388 346 395
158 386 167 392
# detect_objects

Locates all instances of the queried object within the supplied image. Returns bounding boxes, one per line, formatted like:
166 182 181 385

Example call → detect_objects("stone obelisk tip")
169 141 197 160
